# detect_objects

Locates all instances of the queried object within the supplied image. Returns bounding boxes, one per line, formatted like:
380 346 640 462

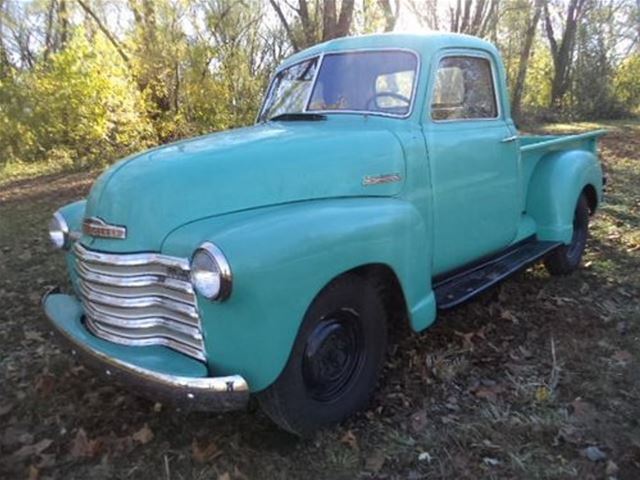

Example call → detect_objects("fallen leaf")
365 451 386 473
69 429 101 458
569 397 594 420
27 465 39 480
582 446 607 462
418 452 433 463
612 350 632 364
12 439 53 459
24 330 45 342
132 424 154 445
409 411 428 433
192 439 221 463
340 430 358 450
0 402 14 417
34 374 56 396
500 310 519 324
606 460 619 475
218 473 231 480
473 385 504 402
535 386 551 402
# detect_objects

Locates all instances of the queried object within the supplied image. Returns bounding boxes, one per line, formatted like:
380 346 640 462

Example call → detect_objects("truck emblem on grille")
82 217 127 240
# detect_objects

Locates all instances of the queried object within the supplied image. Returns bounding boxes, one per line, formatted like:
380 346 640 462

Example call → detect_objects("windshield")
259 50 418 121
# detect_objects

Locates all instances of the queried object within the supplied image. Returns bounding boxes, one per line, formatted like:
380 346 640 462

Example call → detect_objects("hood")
83 119 405 252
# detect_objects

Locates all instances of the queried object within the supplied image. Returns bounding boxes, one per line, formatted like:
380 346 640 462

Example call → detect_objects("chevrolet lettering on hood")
82 217 127 240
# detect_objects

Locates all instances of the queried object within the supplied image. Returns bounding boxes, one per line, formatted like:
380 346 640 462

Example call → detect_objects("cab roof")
279 32 498 69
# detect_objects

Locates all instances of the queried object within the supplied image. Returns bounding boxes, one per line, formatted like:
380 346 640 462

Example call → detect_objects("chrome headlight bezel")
190 242 232 301
48 211 70 250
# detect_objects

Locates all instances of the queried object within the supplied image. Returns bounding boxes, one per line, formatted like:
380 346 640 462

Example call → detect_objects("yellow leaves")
534 385 551 403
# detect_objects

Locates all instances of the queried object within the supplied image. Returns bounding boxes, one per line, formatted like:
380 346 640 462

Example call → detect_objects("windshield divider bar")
303 53 324 113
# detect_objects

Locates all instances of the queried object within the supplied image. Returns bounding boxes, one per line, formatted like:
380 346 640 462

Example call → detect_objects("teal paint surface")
48 33 604 393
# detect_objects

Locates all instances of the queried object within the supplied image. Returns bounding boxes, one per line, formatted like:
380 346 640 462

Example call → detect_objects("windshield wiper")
268 112 327 122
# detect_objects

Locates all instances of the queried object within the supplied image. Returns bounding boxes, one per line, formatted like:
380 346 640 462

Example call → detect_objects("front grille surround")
73 243 206 362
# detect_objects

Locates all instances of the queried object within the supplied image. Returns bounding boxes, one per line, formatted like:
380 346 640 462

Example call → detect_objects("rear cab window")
430 55 498 121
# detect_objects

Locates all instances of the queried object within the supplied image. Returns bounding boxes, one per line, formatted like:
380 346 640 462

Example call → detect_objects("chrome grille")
74 243 206 362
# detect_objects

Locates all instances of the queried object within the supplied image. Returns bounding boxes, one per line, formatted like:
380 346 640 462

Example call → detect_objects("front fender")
162 198 436 391
526 150 603 244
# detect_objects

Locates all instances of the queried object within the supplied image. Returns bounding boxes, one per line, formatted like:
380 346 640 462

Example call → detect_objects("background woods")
0 0 639 174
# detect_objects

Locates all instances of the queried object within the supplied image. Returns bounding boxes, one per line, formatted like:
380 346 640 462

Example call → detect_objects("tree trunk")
76 0 131 67
511 0 543 121
543 0 588 109
378 0 400 32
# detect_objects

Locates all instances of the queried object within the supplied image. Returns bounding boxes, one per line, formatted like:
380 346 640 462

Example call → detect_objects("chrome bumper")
42 287 249 411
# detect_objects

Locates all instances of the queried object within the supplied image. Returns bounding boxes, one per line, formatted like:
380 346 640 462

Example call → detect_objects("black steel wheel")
258 274 388 436
544 193 590 275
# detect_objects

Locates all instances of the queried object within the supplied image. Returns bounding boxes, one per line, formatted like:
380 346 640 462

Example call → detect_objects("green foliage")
522 44 553 111
614 54 640 114
0 29 153 168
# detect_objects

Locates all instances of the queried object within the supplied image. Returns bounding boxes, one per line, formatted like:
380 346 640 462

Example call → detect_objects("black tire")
257 274 388 436
544 194 590 275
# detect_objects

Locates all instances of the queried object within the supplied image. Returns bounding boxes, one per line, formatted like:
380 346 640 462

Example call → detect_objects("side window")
431 56 498 121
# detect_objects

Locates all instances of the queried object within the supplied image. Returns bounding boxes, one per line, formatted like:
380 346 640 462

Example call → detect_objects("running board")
433 240 562 310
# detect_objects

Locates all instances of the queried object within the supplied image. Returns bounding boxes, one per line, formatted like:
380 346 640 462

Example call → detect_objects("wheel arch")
526 149 603 244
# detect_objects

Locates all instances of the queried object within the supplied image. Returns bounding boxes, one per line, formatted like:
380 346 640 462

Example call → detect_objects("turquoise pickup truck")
43 33 605 435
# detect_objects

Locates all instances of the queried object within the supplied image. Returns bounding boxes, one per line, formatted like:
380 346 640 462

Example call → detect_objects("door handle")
501 135 518 143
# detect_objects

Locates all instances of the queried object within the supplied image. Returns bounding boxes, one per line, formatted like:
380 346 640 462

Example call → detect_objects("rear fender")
526 150 603 244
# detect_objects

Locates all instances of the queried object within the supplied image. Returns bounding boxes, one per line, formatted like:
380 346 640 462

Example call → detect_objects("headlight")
190 242 232 301
48 211 70 250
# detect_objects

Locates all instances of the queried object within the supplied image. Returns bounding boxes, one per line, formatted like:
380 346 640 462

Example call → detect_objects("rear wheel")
544 194 590 275
257 274 388 436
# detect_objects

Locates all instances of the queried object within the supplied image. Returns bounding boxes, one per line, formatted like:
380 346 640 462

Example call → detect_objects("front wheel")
257 274 388 436
544 194 590 275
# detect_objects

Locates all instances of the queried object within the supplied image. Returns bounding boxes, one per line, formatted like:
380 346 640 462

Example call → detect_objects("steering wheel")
365 91 411 110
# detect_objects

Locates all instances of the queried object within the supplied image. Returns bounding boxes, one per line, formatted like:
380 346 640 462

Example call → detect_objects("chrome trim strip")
75 243 189 271
77 269 194 305
82 302 202 339
75 262 194 295
85 316 206 362
80 298 200 327
78 282 199 319
42 290 249 412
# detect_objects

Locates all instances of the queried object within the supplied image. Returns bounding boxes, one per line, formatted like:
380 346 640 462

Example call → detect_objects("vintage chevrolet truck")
42 33 605 435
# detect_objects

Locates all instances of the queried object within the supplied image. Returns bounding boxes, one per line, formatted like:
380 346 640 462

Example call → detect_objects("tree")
268 0 356 51
543 0 591 108
408 0 499 37
511 0 544 120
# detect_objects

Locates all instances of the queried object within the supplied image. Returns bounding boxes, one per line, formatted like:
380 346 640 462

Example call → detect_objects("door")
424 52 520 275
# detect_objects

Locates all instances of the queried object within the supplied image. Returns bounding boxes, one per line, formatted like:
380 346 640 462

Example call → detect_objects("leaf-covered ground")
1 121 639 479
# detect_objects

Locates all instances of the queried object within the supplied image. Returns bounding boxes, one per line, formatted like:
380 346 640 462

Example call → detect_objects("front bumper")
41 288 249 411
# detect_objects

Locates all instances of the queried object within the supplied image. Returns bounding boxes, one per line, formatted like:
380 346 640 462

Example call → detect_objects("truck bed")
519 129 607 154
518 130 606 207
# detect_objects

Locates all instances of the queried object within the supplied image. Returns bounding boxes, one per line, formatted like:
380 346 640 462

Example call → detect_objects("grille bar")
74 243 206 362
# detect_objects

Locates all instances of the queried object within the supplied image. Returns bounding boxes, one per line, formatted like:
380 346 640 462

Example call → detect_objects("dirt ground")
1 121 639 479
